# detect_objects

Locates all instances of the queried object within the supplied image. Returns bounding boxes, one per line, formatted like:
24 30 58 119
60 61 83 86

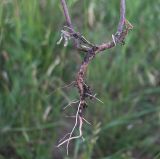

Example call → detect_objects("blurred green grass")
0 0 160 158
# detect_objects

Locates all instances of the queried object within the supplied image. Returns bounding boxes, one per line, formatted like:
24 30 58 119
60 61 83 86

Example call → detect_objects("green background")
0 0 160 158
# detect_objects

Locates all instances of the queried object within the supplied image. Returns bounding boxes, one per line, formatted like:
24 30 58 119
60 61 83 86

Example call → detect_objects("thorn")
63 100 79 110
57 35 63 45
82 136 85 141
83 81 89 87
58 133 70 143
61 81 76 89
63 25 74 32
82 117 91 125
65 115 76 118
112 34 116 46
64 36 68 47
85 93 104 104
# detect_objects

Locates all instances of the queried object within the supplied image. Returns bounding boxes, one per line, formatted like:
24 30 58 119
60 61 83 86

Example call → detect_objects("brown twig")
57 0 133 154
118 0 126 33
60 0 73 29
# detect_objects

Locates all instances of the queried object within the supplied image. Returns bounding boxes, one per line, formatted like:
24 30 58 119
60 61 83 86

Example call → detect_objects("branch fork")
57 0 133 154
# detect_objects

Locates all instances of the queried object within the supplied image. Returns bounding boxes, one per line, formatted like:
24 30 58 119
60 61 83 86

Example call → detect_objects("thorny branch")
57 0 133 154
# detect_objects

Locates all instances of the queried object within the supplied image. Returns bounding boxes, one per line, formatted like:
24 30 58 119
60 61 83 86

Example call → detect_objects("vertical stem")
60 0 73 29
117 0 126 33
60 0 79 47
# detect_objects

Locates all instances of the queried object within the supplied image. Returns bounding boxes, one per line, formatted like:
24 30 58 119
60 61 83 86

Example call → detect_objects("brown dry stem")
57 0 133 155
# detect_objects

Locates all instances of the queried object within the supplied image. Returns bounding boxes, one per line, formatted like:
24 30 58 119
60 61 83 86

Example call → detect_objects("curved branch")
60 0 128 52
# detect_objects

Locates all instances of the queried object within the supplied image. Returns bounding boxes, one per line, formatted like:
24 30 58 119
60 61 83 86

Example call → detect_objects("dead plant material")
57 0 133 154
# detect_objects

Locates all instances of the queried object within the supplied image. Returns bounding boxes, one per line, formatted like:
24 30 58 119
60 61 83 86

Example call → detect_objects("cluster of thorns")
56 0 133 155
